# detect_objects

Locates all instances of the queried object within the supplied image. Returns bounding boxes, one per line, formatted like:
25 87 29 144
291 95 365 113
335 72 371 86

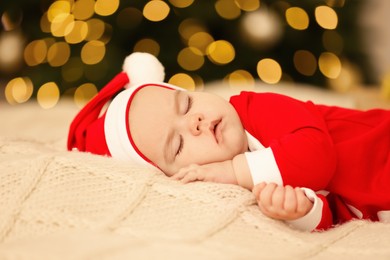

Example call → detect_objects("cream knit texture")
1 91 390 259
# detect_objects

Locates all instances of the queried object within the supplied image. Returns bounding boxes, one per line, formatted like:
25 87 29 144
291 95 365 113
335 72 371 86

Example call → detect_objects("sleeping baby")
68 52 390 231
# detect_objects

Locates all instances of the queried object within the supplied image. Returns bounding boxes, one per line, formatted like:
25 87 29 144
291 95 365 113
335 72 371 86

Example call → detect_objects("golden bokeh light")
225 70 255 89
235 0 260 11
328 60 360 92
241 9 283 49
47 0 71 22
95 0 119 16
37 82 60 109
97 23 112 44
293 50 317 76
116 7 143 30
178 19 206 41
40 12 51 33
143 0 170 22
85 18 105 41
51 13 74 37
0 31 24 73
382 72 390 100
257 58 282 84
24 40 48 66
188 32 214 54
81 40 105 65
133 38 160 56
5 77 34 104
169 0 195 8
74 83 98 108
65 20 88 44
215 0 241 20
47 42 70 67
168 73 196 90
207 40 235 65
177 47 204 71
285 7 309 30
325 0 345 7
318 52 341 79
61 57 84 82
315 6 338 30
73 0 95 20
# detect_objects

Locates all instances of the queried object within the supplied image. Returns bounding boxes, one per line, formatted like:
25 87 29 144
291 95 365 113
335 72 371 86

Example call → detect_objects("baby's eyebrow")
163 90 180 164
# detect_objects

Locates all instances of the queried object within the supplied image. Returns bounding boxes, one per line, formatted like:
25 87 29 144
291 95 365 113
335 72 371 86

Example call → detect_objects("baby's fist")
253 182 313 221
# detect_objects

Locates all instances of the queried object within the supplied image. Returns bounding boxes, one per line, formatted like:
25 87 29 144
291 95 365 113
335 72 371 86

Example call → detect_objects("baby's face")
129 86 248 176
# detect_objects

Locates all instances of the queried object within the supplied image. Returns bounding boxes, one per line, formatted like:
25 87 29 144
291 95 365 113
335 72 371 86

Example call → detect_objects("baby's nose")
189 113 204 136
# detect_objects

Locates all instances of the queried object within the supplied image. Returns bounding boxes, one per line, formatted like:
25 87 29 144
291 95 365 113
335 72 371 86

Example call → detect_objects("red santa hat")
67 52 184 168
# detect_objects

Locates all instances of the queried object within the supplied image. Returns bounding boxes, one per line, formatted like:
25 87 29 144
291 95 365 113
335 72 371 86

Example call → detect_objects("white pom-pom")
122 52 165 88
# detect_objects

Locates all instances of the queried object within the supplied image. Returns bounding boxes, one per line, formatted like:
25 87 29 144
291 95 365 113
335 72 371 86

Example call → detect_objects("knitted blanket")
1 84 389 259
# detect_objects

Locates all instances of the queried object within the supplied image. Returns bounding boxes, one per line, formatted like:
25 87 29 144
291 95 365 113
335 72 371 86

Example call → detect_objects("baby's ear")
123 52 165 89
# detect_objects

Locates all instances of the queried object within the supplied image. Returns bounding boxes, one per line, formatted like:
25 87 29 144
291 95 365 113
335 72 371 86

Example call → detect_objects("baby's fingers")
171 164 198 180
252 182 267 198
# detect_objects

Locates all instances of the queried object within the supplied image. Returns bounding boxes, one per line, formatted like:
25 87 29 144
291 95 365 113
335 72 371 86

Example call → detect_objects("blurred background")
0 0 389 109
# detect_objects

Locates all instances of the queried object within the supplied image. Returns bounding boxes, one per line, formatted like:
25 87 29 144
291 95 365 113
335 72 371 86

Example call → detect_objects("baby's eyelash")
176 135 183 156
185 96 193 114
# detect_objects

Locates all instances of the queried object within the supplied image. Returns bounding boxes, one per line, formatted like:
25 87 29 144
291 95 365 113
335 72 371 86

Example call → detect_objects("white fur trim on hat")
122 52 165 88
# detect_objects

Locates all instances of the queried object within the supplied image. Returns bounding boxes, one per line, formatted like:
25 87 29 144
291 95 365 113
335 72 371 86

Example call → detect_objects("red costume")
230 91 390 231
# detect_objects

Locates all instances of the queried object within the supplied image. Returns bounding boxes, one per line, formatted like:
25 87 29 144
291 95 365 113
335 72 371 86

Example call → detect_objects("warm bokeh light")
169 0 195 8
215 0 241 20
94 0 119 16
285 7 309 30
168 73 196 90
225 70 255 89
328 60 361 92
382 72 390 100
74 83 98 108
47 1 71 22
241 9 283 49
178 47 204 71
188 32 214 55
178 19 206 41
133 38 160 56
64 20 88 44
143 1 170 22
315 6 338 30
318 52 341 79
40 12 51 33
24 40 47 66
235 0 260 11
0 31 24 72
50 13 74 37
37 82 60 109
5 77 34 104
47 41 70 67
73 0 95 20
207 40 235 65
81 40 105 64
293 50 317 76
85 18 105 41
257 58 282 84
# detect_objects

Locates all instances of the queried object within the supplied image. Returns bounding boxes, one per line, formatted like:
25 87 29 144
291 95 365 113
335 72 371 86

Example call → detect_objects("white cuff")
286 188 323 232
244 148 283 186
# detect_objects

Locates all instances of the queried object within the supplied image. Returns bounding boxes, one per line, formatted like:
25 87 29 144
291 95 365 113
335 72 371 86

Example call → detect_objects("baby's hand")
171 161 237 185
253 182 313 221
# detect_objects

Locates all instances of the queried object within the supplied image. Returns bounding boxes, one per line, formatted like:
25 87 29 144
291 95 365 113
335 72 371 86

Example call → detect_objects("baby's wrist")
232 153 253 190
